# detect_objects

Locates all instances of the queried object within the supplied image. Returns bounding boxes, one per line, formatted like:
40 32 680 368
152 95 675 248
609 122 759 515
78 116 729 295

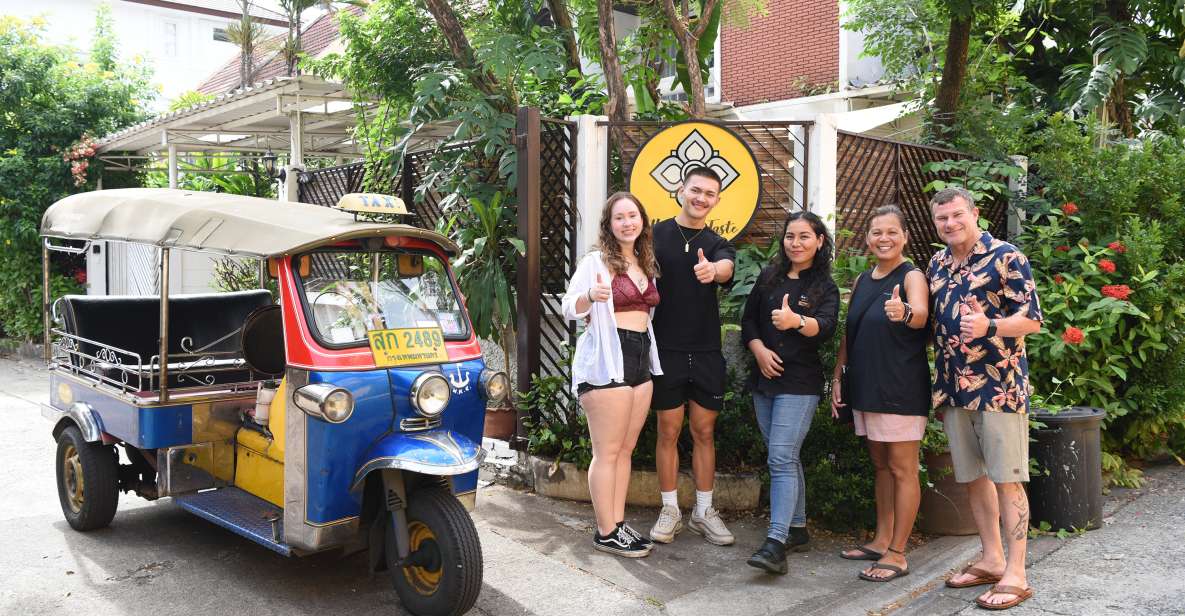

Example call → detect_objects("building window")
163 22 178 57
213 27 229 42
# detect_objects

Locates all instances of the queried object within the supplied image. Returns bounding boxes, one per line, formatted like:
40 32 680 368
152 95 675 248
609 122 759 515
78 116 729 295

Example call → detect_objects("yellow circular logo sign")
629 121 760 241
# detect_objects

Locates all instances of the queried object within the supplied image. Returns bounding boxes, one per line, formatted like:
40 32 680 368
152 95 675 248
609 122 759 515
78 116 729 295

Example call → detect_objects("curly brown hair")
598 192 659 279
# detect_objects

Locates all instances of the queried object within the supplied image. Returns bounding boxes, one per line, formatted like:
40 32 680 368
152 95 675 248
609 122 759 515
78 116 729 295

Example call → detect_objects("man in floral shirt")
927 187 1042 610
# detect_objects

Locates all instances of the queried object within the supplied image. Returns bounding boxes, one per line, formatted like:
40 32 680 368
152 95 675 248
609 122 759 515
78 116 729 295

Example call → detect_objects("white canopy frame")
94 76 378 201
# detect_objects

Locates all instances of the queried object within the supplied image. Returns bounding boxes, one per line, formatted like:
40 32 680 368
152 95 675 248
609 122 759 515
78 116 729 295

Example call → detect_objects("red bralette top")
611 273 660 313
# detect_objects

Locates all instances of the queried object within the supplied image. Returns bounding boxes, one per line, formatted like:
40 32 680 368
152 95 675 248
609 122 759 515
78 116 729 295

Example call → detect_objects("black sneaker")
787 526 811 552
747 537 788 574
618 522 653 549
593 527 651 558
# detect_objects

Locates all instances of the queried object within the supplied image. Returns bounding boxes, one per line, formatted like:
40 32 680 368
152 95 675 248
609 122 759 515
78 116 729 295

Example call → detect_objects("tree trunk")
933 12 973 130
659 0 721 118
422 0 502 100
595 0 629 123
546 0 582 78
679 30 706 117
1106 0 1134 137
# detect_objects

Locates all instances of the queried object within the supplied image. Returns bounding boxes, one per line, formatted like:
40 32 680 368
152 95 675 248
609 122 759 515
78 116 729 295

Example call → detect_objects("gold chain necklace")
675 224 706 253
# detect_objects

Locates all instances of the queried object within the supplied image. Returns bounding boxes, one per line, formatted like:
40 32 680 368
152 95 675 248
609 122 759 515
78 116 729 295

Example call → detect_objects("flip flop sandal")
975 584 1034 610
840 545 883 561
946 565 1004 588
858 563 910 582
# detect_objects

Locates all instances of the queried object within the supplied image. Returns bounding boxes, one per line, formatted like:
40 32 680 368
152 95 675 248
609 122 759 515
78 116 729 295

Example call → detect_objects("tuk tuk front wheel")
388 486 482 616
55 425 119 531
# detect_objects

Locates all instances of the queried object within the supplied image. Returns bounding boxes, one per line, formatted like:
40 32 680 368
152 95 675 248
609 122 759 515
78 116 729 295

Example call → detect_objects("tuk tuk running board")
173 487 292 557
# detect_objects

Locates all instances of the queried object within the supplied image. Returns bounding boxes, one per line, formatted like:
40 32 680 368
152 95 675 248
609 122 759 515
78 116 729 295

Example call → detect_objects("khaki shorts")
941 406 1030 483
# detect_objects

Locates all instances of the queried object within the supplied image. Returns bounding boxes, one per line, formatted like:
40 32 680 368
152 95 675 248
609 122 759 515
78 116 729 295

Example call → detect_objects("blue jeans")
753 392 818 542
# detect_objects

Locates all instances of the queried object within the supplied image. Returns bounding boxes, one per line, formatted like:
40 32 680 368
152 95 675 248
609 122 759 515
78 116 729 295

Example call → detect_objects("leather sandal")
858 562 909 582
946 564 1004 588
975 584 1033 610
839 545 883 561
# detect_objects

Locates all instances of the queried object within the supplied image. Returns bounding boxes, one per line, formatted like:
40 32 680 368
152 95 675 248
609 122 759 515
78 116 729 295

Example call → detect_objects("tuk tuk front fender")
350 430 484 493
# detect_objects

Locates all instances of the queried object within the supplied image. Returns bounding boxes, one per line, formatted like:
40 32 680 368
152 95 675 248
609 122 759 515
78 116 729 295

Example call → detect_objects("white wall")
3 0 284 110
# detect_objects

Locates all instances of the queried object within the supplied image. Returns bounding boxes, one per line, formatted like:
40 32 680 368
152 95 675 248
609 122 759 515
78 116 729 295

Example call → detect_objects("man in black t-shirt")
647 167 738 547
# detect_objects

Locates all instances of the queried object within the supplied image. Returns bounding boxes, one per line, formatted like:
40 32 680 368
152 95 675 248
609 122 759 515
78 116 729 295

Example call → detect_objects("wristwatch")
986 319 998 338
795 314 806 330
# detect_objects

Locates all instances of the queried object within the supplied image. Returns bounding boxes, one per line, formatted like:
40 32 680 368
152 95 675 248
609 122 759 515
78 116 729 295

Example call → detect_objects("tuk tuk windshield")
299 250 469 346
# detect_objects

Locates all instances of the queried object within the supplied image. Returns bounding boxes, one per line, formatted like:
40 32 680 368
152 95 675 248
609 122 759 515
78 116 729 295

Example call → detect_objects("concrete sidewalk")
895 463 1185 616
3 353 1181 616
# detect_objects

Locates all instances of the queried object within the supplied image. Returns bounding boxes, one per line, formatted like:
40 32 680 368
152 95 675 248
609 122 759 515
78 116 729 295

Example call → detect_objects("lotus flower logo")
649 129 740 198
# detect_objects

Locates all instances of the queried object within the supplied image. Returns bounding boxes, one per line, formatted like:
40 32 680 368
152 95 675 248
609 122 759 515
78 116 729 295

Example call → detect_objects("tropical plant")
0 13 152 340
227 1 266 88
443 191 525 369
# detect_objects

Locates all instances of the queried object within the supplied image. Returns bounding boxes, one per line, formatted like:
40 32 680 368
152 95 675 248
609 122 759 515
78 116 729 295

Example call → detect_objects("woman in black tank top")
832 205 930 582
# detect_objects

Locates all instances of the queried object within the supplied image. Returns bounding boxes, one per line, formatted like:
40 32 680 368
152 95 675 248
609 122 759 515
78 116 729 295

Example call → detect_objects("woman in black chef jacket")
740 211 839 575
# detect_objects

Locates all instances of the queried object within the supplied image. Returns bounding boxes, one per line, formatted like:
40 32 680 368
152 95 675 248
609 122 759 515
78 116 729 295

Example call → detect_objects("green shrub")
1019 133 1185 477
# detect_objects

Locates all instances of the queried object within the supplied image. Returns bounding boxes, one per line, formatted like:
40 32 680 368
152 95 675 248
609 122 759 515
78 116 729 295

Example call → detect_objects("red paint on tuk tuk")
277 241 483 371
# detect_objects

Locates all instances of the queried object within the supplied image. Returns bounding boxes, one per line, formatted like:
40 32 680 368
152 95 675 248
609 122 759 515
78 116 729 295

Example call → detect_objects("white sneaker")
649 505 683 543
687 507 735 546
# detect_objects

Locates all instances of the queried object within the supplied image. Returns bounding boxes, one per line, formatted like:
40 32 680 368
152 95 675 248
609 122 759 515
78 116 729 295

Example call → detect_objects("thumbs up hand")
771 293 801 331
693 247 717 284
959 295 990 340
884 284 906 322
588 273 611 303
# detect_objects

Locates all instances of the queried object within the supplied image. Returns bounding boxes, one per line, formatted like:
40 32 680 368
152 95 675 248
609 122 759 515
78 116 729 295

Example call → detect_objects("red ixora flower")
1102 285 1132 301
73 269 87 285
1054 274 1065 284
1061 202 1079 215
1062 326 1085 345
1056 245 1071 252
1098 259 1117 273
1108 241 1127 254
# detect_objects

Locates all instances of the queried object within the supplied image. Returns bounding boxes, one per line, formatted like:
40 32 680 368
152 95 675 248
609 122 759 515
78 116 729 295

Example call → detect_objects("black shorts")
650 350 726 411
576 329 652 395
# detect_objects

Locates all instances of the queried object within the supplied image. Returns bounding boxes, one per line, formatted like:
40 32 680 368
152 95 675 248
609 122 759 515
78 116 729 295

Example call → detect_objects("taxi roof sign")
336 193 411 216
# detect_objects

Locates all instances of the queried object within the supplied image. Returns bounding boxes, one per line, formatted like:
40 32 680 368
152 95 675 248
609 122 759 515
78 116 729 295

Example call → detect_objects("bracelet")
899 303 913 324
587 288 594 302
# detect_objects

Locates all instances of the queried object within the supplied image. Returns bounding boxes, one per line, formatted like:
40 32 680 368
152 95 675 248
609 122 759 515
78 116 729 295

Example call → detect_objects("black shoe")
787 526 811 552
593 527 651 558
619 521 653 549
747 537 788 574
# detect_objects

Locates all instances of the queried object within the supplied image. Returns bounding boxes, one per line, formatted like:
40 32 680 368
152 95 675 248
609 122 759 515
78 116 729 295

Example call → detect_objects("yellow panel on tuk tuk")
187 402 238 482
235 443 284 507
267 379 287 459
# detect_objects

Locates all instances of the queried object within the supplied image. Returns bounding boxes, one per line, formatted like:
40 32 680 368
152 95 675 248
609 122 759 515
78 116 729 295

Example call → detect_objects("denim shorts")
577 329 651 394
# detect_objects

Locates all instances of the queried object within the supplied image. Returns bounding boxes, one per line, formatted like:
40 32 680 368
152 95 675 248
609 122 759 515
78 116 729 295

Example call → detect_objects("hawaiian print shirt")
928 231 1043 414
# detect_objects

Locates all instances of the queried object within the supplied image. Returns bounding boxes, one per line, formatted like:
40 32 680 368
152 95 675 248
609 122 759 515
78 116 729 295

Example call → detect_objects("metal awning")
42 188 459 257
96 75 372 159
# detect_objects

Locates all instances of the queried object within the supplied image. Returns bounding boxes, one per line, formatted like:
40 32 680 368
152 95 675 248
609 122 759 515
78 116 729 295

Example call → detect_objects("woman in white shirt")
562 192 663 558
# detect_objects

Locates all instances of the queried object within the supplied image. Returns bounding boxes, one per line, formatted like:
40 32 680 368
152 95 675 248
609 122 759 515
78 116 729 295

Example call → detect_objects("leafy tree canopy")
0 11 154 339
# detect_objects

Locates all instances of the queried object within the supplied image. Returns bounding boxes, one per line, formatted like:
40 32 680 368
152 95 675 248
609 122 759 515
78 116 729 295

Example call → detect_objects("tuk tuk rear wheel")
388 486 482 616
55 425 119 531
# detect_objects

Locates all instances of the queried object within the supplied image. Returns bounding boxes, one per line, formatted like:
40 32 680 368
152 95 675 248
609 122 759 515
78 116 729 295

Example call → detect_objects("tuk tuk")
39 188 506 616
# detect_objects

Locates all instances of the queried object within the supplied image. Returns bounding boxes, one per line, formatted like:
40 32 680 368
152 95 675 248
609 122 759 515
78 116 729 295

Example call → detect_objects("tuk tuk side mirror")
397 254 424 278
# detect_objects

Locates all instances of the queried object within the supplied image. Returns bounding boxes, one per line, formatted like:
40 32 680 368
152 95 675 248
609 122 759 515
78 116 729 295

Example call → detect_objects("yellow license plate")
367 327 448 367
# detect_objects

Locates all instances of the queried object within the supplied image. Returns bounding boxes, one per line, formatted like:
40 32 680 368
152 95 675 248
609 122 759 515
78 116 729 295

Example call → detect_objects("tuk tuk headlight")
480 370 510 403
411 373 451 418
293 383 355 424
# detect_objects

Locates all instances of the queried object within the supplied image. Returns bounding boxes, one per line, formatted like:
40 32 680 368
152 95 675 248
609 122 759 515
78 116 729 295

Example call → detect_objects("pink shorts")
853 410 927 442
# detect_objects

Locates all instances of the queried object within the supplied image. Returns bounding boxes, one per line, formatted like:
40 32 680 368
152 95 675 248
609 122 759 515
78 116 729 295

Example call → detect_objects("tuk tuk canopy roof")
41 189 459 258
